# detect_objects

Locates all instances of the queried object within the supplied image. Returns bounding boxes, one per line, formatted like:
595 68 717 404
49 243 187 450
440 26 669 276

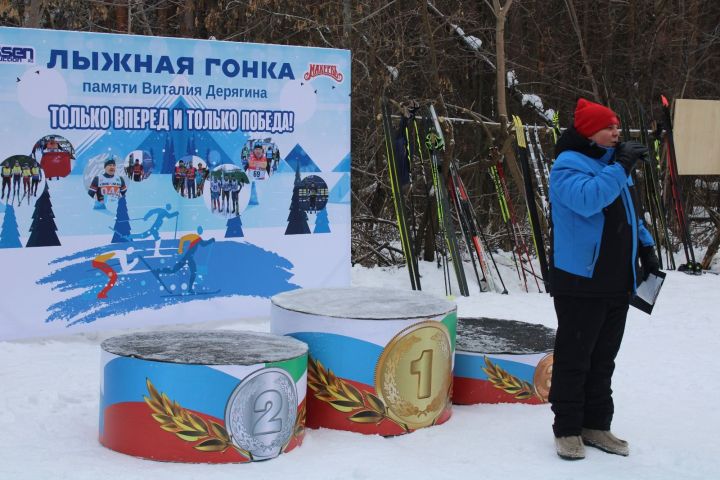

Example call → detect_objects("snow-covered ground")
2 257 719 479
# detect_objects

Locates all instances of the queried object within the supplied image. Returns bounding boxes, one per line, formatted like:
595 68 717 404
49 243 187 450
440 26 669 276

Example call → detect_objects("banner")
0 27 351 340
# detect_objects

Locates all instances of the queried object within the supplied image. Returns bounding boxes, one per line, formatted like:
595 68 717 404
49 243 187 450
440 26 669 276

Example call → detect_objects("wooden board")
674 99 720 175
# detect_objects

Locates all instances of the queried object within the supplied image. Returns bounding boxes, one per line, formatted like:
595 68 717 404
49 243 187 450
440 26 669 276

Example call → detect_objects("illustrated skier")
210 176 220 212
88 157 127 208
1 162 11 200
121 203 179 257
11 160 21 199
131 159 144 182
91 247 140 299
31 162 42 196
157 226 215 293
186 160 197 198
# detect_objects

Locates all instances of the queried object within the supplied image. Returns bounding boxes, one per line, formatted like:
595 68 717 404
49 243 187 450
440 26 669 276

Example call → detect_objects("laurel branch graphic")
482 356 535 400
143 378 253 459
283 401 306 453
307 356 408 431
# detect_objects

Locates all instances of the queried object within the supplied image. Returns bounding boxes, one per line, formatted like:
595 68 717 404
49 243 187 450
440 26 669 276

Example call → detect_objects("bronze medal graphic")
533 353 554 403
374 321 452 429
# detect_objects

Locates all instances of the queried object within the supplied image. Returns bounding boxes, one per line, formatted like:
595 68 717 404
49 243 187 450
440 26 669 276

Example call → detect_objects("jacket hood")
555 126 614 161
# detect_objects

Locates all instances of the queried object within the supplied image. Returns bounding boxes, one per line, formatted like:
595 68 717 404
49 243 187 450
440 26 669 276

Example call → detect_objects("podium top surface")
271 287 455 320
101 330 308 365
456 317 555 354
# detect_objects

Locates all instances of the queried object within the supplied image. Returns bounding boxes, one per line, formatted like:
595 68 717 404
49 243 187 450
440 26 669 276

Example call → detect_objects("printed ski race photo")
1 2 719 479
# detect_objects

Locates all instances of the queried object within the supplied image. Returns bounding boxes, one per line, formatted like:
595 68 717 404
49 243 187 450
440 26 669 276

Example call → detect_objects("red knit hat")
573 98 620 138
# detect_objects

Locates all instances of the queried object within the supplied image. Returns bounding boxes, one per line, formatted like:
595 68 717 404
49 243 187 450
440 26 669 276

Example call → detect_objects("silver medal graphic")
224 367 297 460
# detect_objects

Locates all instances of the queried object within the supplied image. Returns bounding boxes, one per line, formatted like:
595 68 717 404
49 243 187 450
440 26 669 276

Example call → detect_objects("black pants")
549 295 629 437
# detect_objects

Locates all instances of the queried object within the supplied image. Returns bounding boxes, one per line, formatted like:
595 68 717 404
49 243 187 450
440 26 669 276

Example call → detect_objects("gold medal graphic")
374 321 452 429
533 353 554 403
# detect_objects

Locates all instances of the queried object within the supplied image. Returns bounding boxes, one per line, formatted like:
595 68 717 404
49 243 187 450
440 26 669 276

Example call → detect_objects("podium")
271 287 456 435
99 330 307 463
453 317 555 405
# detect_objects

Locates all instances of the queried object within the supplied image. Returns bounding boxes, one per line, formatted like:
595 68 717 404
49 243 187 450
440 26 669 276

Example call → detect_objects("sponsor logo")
0 45 35 64
303 63 343 83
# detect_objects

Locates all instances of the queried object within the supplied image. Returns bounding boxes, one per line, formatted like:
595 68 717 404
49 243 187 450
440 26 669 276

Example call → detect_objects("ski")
633 100 674 270
425 104 469 297
381 97 422 290
448 160 508 294
660 95 701 274
513 115 548 291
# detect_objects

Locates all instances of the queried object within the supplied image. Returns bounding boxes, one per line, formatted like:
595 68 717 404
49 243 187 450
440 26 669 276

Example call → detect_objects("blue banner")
0 27 351 340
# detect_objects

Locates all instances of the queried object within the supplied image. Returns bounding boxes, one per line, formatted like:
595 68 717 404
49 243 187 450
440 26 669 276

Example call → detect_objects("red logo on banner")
303 64 344 83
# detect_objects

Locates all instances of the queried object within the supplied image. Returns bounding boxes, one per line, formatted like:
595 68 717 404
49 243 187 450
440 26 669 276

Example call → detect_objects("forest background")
2 0 719 268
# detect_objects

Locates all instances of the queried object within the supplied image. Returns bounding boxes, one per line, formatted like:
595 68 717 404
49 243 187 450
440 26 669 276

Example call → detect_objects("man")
230 177 240 214
185 160 197 198
548 98 660 460
221 174 231 213
196 162 206 195
21 163 31 202
210 176 220 212
174 160 186 196
131 159 144 182
88 157 127 207
1 162 11 200
31 162 42 196
247 143 268 181
11 160 21 198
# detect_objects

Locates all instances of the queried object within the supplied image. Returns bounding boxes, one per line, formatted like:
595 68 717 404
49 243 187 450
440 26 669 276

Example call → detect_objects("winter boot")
554 435 585 460
581 428 629 456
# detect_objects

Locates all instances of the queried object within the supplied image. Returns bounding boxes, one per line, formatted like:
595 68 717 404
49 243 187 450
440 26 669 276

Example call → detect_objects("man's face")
105 163 116 175
254 147 263 156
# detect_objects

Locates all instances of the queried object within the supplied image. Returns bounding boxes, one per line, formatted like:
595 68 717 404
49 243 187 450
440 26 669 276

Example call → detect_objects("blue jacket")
549 131 654 294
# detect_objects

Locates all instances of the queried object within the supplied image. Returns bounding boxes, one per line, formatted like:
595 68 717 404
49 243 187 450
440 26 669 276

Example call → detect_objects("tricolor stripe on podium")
99 352 307 461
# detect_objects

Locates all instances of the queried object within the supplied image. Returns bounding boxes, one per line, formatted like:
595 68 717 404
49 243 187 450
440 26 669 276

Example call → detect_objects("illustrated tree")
161 133 176 174
248 181 259 205
225 215 244 238
285 184 310 235
314 207 331 234
26 184 61 247
0 204 22 248
111 196 131 243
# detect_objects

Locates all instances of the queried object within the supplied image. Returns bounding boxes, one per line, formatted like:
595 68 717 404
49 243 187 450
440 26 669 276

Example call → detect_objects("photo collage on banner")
0 27 351 340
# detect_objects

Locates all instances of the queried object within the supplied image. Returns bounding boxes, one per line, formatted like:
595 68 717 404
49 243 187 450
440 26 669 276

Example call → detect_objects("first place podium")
271 287 456 436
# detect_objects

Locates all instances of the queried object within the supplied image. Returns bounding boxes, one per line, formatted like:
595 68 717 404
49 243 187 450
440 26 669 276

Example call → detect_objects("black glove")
615 141 649 174
639 245 660 281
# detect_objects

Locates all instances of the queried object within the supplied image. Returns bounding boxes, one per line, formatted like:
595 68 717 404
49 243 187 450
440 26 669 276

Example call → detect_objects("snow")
2 256 720 478
450 23 482 51
272 286 454 319
522 94 545 113
507 70 518 87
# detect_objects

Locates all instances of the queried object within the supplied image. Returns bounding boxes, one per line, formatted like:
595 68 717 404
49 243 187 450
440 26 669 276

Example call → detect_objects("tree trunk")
115 1 128 33
181 0 196 37
23 0 43 28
